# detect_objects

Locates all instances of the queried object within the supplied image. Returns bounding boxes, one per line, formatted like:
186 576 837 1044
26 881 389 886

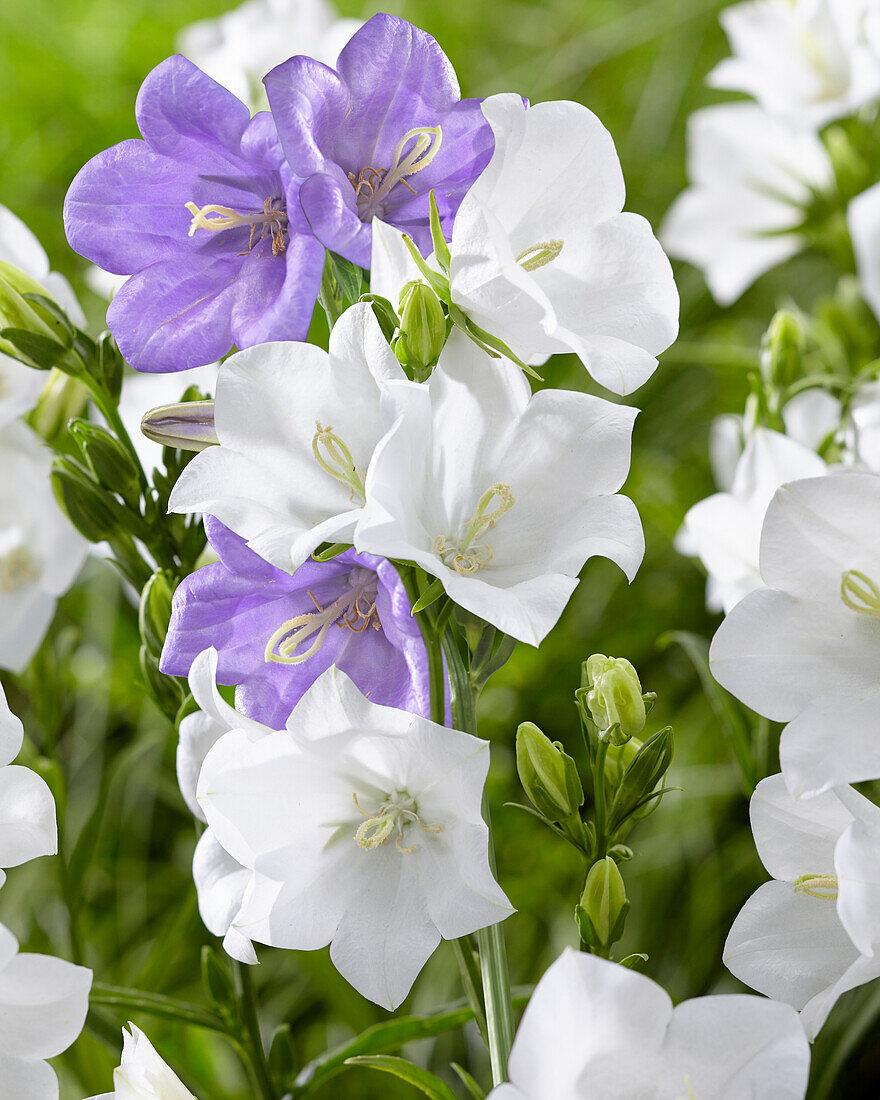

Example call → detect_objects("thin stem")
236 962 279 1100
441 628 514 1086
592 739 610 860
90 983 235 1036
397 566 446 725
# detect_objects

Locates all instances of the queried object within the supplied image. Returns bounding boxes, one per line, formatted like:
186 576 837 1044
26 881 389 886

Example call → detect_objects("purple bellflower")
263 12 494 267
64 55 325 373
160 517 431 729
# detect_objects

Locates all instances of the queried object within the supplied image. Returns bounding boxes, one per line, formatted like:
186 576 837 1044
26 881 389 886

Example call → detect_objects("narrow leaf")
451 1063 486 1100
344 1055 459 1100
411 577 447 614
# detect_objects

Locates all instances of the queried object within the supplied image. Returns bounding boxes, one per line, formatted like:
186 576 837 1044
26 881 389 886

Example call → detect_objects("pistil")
352 790 442 854
434 483 515 576
793 873 839 900
840 569 880 617
517 239 564 272
184 197 289 256
349 125 443 221
312 421 366 502
264 571 380 666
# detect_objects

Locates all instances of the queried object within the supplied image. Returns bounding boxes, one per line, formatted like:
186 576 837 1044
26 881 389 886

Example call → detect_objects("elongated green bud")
604 736 642 789
762 310 803 390
140 400 218 452
609 725 674 830
139 570 174 658
516 721 584 822
395 281 447 373
584 654 646 743
69 419 141 507
50 456 121 542
576 856 629 951
0 261 72 368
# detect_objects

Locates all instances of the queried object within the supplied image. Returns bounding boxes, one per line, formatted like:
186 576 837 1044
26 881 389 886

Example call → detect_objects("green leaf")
0 327 68 369
428 191 451 273
659 630 756 793
311 541 352 563
90 983 233 1035
411 577 447 614
451 1063 486 1100
343 1055 459 1100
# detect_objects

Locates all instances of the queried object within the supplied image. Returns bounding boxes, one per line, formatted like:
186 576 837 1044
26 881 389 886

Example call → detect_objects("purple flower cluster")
64 14 492 372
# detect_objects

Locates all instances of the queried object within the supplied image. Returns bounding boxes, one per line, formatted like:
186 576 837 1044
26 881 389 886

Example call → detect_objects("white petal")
192 830 256 964
0 1055 58 1100
850 181 880 326
0 950 91 1059
750 774 851 880
0 685 23 767
833 789 880 955
723 880 857 1012
780 689 880 797
782 389 842 452
0 765 57 867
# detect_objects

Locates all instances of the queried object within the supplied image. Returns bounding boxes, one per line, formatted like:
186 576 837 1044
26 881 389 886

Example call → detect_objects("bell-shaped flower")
197 663 513 1009
263 13 494 269
372 93 679 396
676 427 826 613
711 471 880 796
169 303 412 572
0 204 84 425
488 948 809 1100
0 683 56 881
87 1023 196 1100
0 922 92 1100
161 516 431 729
848 181 880 327
177 0 362 112
0 422 88 673
355 332 644 645
64 55 325 373
176 647 273 965
724 774 880 1039
661 104 834 306
708 0 880 129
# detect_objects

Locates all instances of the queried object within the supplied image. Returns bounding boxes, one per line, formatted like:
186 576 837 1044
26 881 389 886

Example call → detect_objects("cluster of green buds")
392 280 448 378
514 654 674 959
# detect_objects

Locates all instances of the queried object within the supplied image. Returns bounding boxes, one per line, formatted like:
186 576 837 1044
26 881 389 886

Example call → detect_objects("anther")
793 873 839 900
350 126 443 220
841 569 880 617
516 239 564 272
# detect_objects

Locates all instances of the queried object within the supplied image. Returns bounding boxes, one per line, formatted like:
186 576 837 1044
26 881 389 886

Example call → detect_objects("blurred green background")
0 0 874 1096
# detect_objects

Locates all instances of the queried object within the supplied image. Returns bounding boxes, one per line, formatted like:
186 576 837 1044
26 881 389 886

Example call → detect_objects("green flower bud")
50 456 122 542
609 725 674 831
69 419 142 508
139 570 174 658
575 856 629 951
140 400 218 453
515 721 584 822
0 261 72 368
603 736 642 789
584 655 646 742
762 310 803 390
395 281 447 372
29 370 88 445
139 644 183 718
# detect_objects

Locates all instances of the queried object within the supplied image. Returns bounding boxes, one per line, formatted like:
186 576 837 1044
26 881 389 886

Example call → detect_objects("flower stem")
441 628 514 1086
235 963 280 1100
593 738 610 860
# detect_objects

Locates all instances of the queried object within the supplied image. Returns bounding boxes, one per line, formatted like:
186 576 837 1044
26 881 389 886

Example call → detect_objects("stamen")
793 873 839 900
841 569 880 617
349 125 443 220
311 421 366 502
0 544 40 593
434 484 515 576
516 239 564 272
184 198 289 256
265 573 380 665
351 790 442 854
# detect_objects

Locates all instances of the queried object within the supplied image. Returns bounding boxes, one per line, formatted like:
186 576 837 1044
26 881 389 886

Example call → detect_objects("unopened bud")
761 310 803 390
140 570 174 658
603 736 642 789
584 655 646 743
576 856 629 951
141 400 218 452
139 644 183 718
51 456 121 542
516 721 583 822
30 370 87 444
0 261 71 368
609 725 674 830
69 419 141 507
395 282 446 372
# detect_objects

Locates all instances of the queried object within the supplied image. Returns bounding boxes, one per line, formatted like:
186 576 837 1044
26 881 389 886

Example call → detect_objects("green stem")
236 962 279 1100
90 983 235 1036
593 739 610 860
397 566 446 725
441 629 514 1086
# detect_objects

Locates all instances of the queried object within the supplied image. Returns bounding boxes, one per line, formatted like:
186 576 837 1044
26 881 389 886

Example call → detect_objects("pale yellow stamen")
0 545 40 593
352 791 442 855
264 574 380 666
348 125 443 219
184 197 288 256
793 873 839 900
434 483 515 576
841 569 880 617
516 239 563 272
312 420 366 502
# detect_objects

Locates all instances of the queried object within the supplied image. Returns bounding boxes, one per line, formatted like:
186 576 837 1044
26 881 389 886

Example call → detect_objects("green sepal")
410 576 447 614
200 945 236 1014
400 234 451 299
428 191 452 273
312 542 352 563
451 1062 486 1100
0 327 70 370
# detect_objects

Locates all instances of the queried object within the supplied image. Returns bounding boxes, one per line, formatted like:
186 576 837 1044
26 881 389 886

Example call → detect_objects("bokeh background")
0 0 873 1096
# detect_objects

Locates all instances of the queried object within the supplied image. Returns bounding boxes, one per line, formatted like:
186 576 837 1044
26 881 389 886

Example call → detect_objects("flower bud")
515 721 583 822
69 419 141 507
139 570 174 658
139 644 183 718
603 736 642 789
761 310 803 390
140 400 218 453
50 456 121 542
575 856 629 951
0 261 71 368
609 725 674 830
395 281 447 372
584 655 646 742
30 370 88 445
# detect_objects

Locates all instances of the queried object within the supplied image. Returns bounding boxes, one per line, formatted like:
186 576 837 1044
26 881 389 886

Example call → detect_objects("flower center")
0 541 40 593
433 483 515 576
348 125 443 221
793 873 839 901
840 569 880 617
516 239 563 272
675 1077 697 1100
264 569 380 665
311 421 366 503
184 196 289 256
352 790 442 854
